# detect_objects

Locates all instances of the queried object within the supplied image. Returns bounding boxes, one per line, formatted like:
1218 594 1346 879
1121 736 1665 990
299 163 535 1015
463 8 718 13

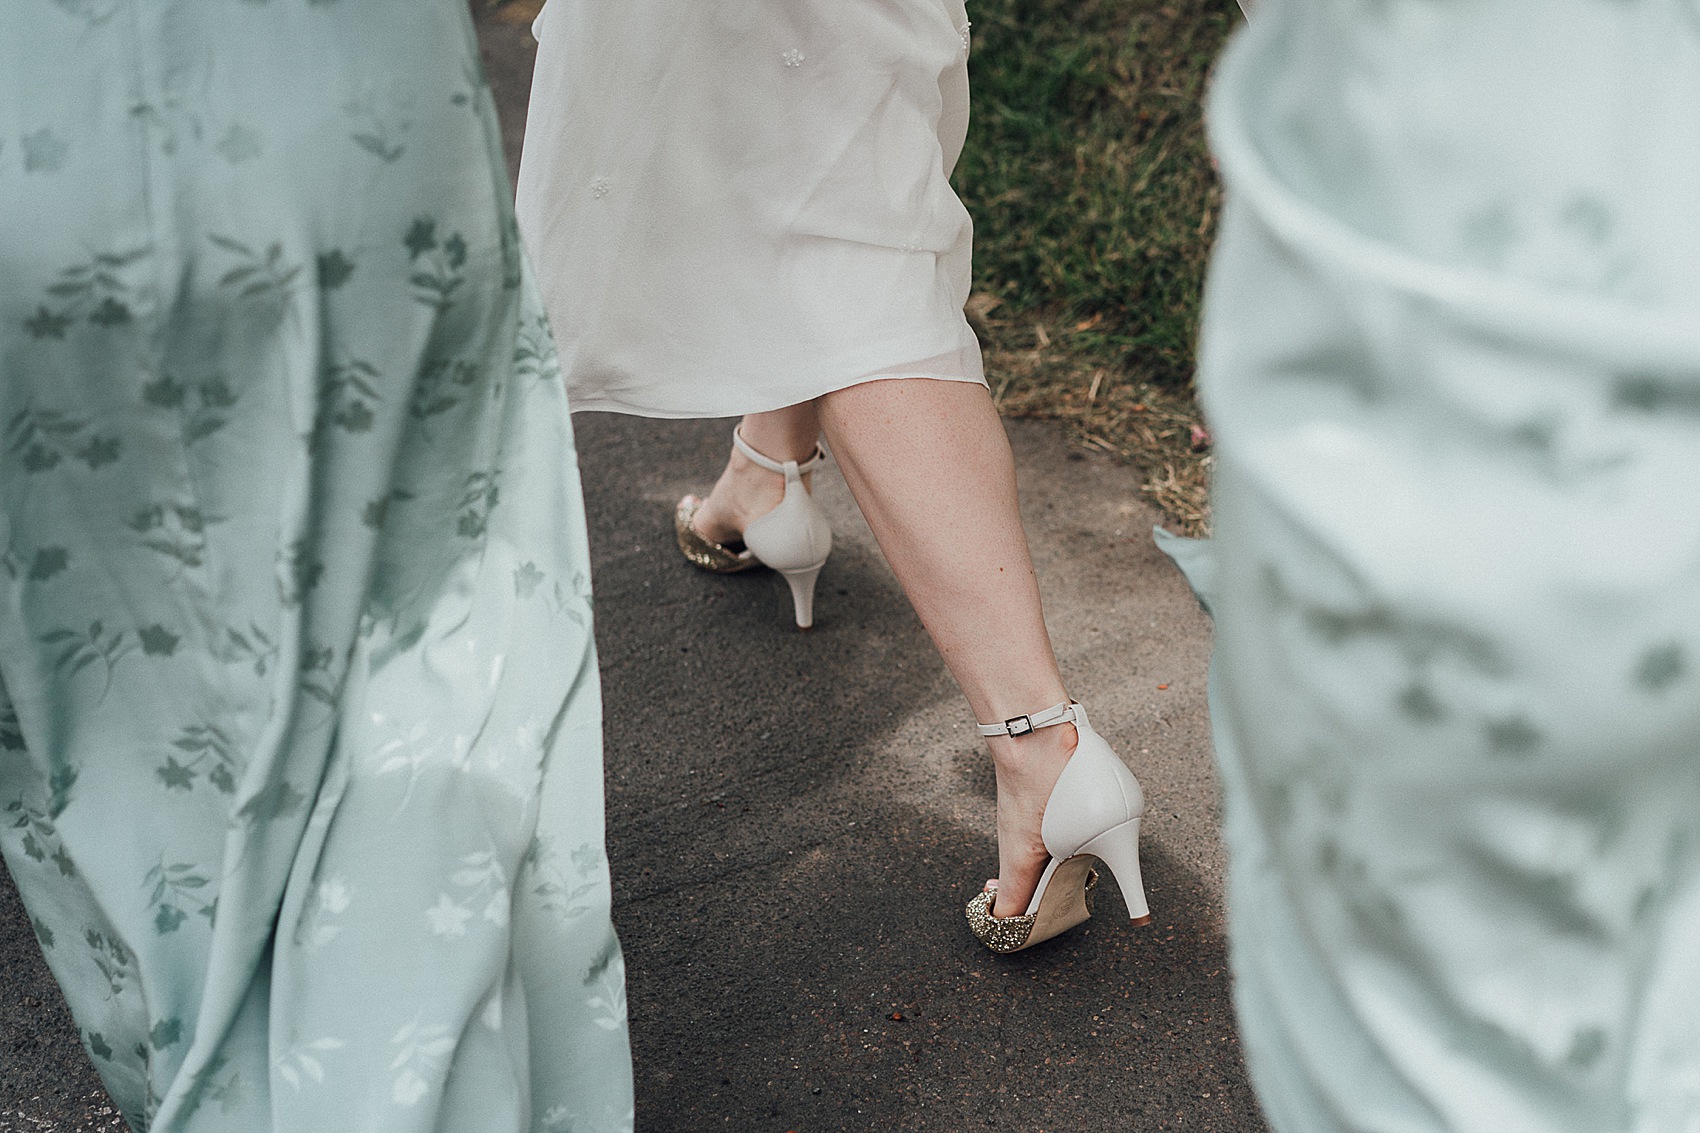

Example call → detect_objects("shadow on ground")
577 413 1264 1133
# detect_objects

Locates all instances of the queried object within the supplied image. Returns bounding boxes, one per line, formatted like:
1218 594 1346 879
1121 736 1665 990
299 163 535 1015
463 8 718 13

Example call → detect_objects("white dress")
516 0 986 418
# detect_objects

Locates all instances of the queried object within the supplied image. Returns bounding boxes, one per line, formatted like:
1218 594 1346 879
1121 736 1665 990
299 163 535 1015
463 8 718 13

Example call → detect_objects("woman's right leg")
682 379 1128 923
817 377 1086 919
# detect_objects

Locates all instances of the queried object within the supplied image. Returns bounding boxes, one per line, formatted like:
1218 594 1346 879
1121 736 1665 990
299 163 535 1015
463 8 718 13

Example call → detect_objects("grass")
957 0 1240 533
487 0 1235 532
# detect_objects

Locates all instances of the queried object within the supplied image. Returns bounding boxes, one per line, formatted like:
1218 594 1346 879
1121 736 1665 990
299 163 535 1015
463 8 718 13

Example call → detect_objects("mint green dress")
0 3 633 1131
1190 2 1700 1130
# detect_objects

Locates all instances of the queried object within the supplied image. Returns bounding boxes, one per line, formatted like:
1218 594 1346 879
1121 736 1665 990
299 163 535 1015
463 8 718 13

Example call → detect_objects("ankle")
724 447 779 483
725 450 792 505
988 722 1078 773
735 424 823 468
692 451 792 545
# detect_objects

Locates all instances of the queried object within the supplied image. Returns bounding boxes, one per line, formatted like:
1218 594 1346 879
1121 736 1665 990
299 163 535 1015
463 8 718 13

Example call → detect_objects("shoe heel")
740 435 832 630
778 563 823 630
1076 817 1150 925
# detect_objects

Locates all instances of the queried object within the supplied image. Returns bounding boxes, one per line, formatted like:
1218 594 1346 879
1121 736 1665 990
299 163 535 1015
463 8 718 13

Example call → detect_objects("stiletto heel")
1075 817 1150 925
674 426 833 629
776 563 824 630
965 702 1150 952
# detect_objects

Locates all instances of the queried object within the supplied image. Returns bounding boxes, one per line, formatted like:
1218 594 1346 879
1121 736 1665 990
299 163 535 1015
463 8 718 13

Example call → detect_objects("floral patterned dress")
0 2 633 1130
1187 1 1700 1130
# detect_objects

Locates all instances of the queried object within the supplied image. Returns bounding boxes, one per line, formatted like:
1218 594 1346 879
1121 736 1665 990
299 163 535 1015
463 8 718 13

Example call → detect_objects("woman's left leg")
686 403 822 546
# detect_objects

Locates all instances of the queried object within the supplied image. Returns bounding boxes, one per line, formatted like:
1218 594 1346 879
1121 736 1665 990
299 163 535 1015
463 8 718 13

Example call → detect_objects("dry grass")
969 296 1212 532
973 301 1214 533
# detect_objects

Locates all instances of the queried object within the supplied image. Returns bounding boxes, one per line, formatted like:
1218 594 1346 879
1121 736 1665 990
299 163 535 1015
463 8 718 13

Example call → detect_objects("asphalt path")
0 8 1266 1131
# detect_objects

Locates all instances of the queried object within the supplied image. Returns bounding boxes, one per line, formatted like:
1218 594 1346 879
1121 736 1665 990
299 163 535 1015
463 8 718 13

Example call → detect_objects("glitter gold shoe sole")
966 861 1099 954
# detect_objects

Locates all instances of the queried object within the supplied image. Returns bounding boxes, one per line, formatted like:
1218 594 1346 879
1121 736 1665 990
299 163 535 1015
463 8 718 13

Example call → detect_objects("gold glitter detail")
965 868 1099 954
674 498 758 573
965 888 1035 953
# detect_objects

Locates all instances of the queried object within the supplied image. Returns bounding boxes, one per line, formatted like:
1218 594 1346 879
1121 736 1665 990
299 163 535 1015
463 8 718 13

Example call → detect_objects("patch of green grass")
958 0 1240 530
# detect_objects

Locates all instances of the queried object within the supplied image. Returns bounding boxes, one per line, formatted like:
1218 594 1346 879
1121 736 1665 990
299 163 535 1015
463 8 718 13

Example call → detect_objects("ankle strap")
734 427 827 476
977 700 1079 737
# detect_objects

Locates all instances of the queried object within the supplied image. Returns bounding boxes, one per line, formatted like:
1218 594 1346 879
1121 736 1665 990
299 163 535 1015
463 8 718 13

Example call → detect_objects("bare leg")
687 380 1080 917
689 404 821 545
817 378 1076 918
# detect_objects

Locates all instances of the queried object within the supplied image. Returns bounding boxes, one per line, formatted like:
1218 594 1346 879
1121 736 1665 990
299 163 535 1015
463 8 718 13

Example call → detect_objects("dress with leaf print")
1185 3 1700 1131
0 2 633 1130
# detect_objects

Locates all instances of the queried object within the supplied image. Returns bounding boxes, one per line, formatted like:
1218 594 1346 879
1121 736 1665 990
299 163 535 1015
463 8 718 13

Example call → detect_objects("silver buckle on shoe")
976 700 1075 738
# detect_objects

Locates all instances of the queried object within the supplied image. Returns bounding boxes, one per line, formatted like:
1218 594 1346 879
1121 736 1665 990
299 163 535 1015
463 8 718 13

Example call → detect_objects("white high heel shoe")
674 427 834 629
965 702 1150 953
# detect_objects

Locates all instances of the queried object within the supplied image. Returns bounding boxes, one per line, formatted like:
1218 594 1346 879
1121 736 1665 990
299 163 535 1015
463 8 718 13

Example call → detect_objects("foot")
988 722 1078 918
689 445 809 547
